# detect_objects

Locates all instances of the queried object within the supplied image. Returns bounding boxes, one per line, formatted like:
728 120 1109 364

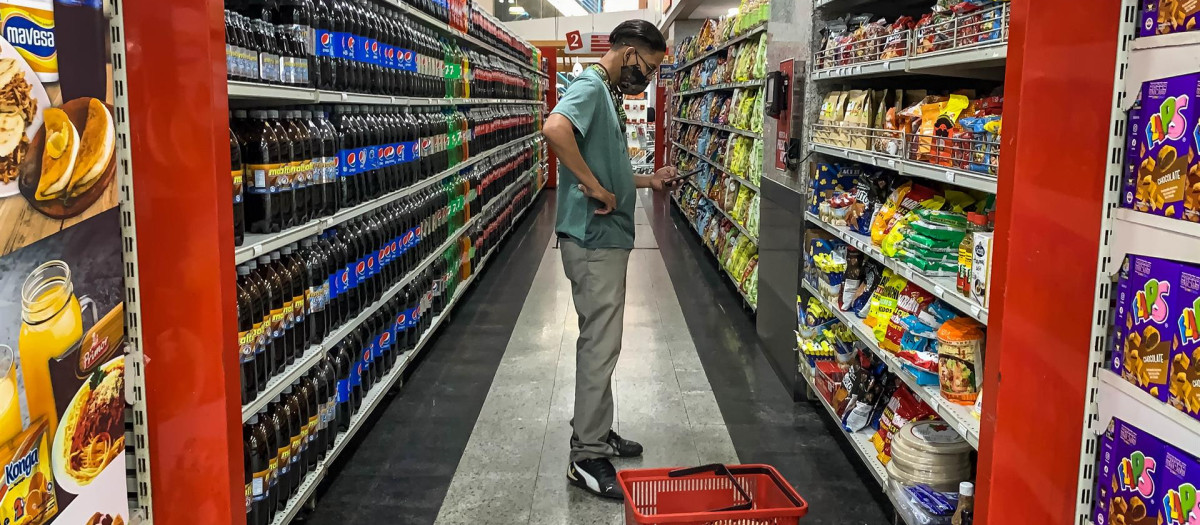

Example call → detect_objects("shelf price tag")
945 170 956 182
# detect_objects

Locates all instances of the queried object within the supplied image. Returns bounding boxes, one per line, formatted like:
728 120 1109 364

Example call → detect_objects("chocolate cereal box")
1118 255 1182 401
1095 420 1117 525
1106 420 1166 525
1162 445 1200 525
1130 74 1200 220
1169 263 1200 418
1141 0 1200 38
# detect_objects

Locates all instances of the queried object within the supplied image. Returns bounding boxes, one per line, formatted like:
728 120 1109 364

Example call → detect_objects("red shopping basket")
617 464 809 524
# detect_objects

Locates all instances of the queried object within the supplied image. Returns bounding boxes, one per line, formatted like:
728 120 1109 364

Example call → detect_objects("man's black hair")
609 20 667 53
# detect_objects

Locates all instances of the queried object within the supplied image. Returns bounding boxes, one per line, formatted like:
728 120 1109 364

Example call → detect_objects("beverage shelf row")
673 117 761 139
669 192 757 312
234 132 542 265
267 178 542 525
240 166 538 420
378 0 547 78
805 212 988 324
801 280 981 448
227 80 545 105
671 140 759 192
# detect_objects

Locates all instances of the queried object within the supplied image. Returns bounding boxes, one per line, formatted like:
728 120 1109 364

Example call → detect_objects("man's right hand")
578 184 617 215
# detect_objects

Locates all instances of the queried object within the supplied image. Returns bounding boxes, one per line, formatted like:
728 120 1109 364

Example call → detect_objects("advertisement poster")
0 1 131 524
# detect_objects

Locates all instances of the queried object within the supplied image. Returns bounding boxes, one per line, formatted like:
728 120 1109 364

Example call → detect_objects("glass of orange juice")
0 345 22 444
18 261 94 439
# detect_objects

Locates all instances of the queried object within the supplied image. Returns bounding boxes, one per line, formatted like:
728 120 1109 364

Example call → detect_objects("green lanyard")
589 64 627 133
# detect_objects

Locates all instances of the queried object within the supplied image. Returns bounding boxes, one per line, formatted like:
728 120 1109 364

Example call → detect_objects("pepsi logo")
422 139 431 148
385 48 394 58
363 40 370 51
347 36 355 47
415 226 422 236
402 232 414 244
383 146 396 157
367 258 375 269
321 33 332 45
363 349 371 361
404 51 412 61
371 42 379 52
356 262 367 273
347 152 357 164
412 143 420 154
396 314 406 324
340 272 350 284
380 332 391 345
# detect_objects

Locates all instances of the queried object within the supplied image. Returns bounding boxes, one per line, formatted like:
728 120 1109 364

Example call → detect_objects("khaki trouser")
560 239 631 462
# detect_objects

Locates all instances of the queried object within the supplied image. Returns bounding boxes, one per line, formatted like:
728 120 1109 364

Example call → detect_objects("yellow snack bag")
871 182 912 245
0 420 59 525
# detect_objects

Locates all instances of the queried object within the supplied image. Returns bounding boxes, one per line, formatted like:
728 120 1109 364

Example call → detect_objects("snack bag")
882 282 937 352
0 420 59 525
870 181 912 244
866 270 906 340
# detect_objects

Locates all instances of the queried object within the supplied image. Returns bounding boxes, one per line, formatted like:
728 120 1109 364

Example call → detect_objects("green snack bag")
906 231 960 250
914 208 969 229
909 220 967 243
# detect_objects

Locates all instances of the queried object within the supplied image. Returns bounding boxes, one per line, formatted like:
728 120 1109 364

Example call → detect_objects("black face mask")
617 51 652 95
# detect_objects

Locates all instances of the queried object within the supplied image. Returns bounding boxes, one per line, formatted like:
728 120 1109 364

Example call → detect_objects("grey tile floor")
434 200 736 525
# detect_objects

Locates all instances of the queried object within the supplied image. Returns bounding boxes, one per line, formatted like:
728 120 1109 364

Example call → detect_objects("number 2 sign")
566 31 583 51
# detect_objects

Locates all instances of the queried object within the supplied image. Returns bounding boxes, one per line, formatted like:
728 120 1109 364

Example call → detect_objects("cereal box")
1124 98 1143 212
1103 420 1166 525
1140 0 1200 38
1169 263 1200 418
1130 74 1200 220
1095 420 1116 525
1118 255 1182 401
1161 445 1200 525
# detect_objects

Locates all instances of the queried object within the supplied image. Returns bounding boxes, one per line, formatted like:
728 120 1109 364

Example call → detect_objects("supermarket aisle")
433 194 739 525
303 190 890 524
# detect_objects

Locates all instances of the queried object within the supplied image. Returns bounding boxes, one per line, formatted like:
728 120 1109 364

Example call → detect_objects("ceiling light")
546 0 587 16
508 5 526 13
727 7 739 15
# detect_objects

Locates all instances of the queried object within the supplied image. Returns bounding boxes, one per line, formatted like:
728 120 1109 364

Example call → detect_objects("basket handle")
667 464 754 512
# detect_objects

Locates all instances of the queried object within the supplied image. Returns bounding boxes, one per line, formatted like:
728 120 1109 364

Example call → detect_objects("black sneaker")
606 430 643 458
568 458 624 500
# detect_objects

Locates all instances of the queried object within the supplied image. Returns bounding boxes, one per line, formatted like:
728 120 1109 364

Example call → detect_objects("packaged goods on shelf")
1122 75 1200 224
1094 418 1170 525
1139 0 1200 37
673 2 767 67
885 420 973 493
816 1 1009 71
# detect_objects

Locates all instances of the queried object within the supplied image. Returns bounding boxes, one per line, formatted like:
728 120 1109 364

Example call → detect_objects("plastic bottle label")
336 378 351 403
238 331 255 364
316 29 337 58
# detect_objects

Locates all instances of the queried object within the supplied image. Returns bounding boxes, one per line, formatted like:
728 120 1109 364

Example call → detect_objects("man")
542 20 678 500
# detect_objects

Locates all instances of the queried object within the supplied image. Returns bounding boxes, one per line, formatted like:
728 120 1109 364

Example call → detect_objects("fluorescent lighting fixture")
508 5 526 13
727 7 739 15
547 0 587 17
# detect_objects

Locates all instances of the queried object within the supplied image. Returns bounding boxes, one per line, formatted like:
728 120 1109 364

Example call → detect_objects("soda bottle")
268 251 297 366
280 386 303 496
255 255 287 375
315 108 340 215
240 110 282 233
236 272 257 405
313 0 334 88
245 413 272 525
281 111 310 224
231 124 246 246
283 243 310 352
330 341 353 431
267 395 293 506
300 237 328 344
297 377 318 471
278 0 313 86
316 355 338 453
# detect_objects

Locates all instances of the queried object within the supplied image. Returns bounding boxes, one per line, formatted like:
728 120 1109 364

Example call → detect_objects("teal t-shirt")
551 68 635 250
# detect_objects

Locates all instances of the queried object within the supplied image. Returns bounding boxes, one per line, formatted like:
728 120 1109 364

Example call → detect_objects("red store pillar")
123 0 243 522
976 0 1123 522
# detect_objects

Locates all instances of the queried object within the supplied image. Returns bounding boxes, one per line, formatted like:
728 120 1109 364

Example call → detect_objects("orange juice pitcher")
0 346 22 444
18 261 95 439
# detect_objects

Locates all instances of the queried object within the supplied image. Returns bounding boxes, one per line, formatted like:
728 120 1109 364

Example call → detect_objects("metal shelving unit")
809 142 998 193
234 133 542 265
798 361 889 485
675 79 765 97
670 192 757 312
240 167 539 420
228 81 545 105
805 213 988 324
671 141 759 192
801 280 981 448
674 23 768 73
674 117 762 139
268 181 543 525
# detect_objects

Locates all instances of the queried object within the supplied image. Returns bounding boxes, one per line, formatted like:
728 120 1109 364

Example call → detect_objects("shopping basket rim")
616 464 809 521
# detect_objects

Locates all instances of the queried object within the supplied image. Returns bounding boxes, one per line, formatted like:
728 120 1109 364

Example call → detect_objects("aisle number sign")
564 31 611 55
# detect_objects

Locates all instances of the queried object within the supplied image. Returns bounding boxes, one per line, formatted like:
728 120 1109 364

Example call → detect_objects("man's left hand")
650 166 681 192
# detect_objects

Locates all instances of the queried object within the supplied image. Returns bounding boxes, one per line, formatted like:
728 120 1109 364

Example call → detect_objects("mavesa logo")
2 13 55 60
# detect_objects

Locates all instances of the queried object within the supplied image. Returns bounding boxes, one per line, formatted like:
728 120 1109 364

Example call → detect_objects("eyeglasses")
629 48 659 76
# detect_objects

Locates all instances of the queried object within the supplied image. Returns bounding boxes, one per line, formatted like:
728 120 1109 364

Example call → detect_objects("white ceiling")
687 0 740 19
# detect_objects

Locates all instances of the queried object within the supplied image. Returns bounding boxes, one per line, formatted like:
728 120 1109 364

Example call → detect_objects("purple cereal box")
1162 445 1200 525
1129 74 1200 220
1170 264 1200 419
1114 257 1134 375
1103 420 1166 525
1141 0 1200 38
1118 255 1182 401
1095 420 1117 525
1124 98 1143 212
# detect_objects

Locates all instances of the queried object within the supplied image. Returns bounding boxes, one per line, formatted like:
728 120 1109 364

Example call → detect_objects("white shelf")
234 133 542 265
801 281 981 448
266 183 543 525
674 117 762 139
674 23 768 73
798 361 889 486
670 193 756 312
809 143 998 193
679 180 757 244
1110 207 1200 265
676 79 765 97
1123 31 1200 110
1097 369 1200 460
810 43 1007 81
240 167 536 421
228 81 545 106
671 141 759 192
805 213 988 325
